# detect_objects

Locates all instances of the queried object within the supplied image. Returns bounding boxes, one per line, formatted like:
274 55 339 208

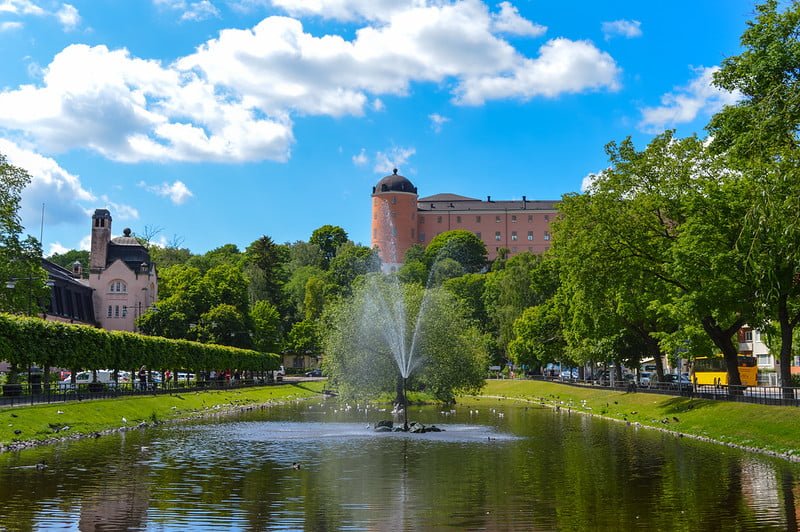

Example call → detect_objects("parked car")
664 373 691 387
61 370 129 389
639 372 652 387
305 368 323 377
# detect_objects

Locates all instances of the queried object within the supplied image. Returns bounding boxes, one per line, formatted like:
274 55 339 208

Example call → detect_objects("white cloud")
638 66 742 132
601 19 642 40
138 179 194 204
78 233 91 251
455 37 620 105
99 196 139 220
0 20 23 30
429 112 449 133
352 148 368 166
0 44 294 162
47 241 70 256
491 1 546 37
0 0 44 15
154 0 220 21
0 137 95 230
56 3 80 30
0 2 620 163
373 146 415 174
580 170 605 193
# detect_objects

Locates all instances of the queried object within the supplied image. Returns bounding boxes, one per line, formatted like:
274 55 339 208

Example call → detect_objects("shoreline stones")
372 420 444 433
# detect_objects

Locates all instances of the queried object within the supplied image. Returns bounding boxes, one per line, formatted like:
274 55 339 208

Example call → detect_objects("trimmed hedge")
0 313 279 374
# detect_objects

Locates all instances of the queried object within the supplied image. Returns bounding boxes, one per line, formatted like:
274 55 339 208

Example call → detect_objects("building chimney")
522 195 527 209
487 195 492 202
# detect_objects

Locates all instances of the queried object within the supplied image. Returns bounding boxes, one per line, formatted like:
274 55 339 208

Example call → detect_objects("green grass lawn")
474 379 800 458
0 381 325 448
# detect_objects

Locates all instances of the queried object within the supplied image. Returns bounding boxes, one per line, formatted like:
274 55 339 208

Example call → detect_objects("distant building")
371 170 557 270
42 258 96 325
86 209 157 331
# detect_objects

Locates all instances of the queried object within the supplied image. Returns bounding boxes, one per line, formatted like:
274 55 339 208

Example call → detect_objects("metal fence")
0 377 278 408
539 376 800 407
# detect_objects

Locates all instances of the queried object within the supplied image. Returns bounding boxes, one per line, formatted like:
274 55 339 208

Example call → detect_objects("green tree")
442 273 488 327
708 0 800 391
508 301 565 370
47 249 89 275
251 300 281 353
244 235 289 307
310 225 348 269
429 258 464 287
196 303 251 348
327 244 380 293
0 152 48 317
424 230 487 273
201 263 249 315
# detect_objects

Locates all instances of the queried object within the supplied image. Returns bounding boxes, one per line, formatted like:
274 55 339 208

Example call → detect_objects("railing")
532 375 800 407
0 375 280 408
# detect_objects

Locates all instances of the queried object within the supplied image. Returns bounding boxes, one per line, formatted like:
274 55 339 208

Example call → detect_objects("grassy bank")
475 379 800 459
0 382 325 449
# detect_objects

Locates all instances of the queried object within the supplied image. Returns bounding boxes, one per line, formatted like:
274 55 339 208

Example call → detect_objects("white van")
61 370 130 389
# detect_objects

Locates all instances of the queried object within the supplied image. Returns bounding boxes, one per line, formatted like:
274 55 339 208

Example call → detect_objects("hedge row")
0 313 280 373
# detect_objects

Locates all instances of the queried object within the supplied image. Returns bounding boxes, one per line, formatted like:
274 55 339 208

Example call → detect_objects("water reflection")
0 400 798 530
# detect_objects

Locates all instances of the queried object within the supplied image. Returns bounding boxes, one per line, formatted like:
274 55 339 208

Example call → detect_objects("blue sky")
0 0 754 255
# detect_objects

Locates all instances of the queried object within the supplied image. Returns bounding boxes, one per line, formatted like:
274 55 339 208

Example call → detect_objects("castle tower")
90 208 112 272
371 169 418 271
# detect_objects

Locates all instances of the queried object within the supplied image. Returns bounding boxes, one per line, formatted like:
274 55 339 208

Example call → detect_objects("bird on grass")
292 462 301 470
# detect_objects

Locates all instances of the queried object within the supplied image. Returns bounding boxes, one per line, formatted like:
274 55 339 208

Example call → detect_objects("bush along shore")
0 382 326 453
474 379 800 462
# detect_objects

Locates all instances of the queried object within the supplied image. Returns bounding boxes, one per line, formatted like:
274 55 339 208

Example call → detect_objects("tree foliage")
424 230 487 273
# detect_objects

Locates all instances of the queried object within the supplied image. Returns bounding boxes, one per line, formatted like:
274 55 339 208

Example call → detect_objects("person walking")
138 366 147 391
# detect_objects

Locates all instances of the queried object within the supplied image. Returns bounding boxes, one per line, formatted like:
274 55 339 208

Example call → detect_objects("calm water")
1 398 799 531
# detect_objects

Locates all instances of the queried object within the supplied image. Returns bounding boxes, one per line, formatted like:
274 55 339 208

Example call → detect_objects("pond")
0 398 798 530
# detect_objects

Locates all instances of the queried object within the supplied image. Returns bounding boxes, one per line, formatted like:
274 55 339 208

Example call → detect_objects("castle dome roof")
111 228 142 246
373 169 417 195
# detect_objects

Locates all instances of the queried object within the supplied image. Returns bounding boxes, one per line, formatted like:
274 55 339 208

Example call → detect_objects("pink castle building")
371 170 557 269
87 209 158 331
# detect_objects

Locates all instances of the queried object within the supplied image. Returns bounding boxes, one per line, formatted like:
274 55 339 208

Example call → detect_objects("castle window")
437 216 442 223
495 231 501 241
392 196 397 205
109 280 127 293
544 232 550 241
122 306 127 318
527 231 533 241
114 305 120 318
391 227 397 237
495 216 501 223
476 232 481 239
511 231 518 241
528 214 533 222
107 306 112 318
544 214 550 221
511 215 517 223
456 216 461 224
420 216 425 224
476 216 481 223
419 232 425 242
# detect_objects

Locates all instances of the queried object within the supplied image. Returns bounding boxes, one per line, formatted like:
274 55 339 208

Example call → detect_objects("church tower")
90 208 112 272
371 169 418 271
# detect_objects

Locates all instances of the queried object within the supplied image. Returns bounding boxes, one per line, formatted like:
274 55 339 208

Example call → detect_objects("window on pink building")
495 231 501 241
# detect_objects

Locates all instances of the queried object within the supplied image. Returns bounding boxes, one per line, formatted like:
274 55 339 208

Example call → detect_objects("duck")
292 462 301 470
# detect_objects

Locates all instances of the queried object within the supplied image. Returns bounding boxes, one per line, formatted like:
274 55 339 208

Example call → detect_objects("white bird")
56 410 64 415
122 417 128 424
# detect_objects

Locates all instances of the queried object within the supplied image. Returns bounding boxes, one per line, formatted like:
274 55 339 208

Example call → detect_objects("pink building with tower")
87 209 158 331
371 170 558 270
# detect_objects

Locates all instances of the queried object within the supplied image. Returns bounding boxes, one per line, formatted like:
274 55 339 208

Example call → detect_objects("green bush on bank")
0 313 280 377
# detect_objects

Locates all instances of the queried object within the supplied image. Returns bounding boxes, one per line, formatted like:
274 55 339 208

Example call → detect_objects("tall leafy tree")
424 230 487 273
0 152 47 317
244 235 289 307
708 0 800 391
310 225 348 269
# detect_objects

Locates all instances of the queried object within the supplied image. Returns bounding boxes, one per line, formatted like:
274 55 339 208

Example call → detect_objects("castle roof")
418 197 559 211
373 169 417 195
107 228 152 271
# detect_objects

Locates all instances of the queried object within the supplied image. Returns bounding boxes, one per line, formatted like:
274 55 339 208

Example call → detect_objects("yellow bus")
691 355 758 386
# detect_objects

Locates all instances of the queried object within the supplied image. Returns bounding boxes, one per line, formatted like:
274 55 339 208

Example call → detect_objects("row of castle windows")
417 230 550 243
420 214 550 224
107 305 128 318
109 280 127 293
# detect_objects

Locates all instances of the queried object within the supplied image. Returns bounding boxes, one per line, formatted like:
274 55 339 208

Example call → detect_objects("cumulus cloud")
0 44 294 162
56 3 80 30
0 0 45 15
154 0 220 21
373 146 415 174
491 1 546 37
352 148 368 166
429 113 449 133
601 19 642 40
580 170 606 193
455 37 620 105
0 2 620 164
47 241 70 256
638 66 742 132
0 138 94 229
138 179 194 204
